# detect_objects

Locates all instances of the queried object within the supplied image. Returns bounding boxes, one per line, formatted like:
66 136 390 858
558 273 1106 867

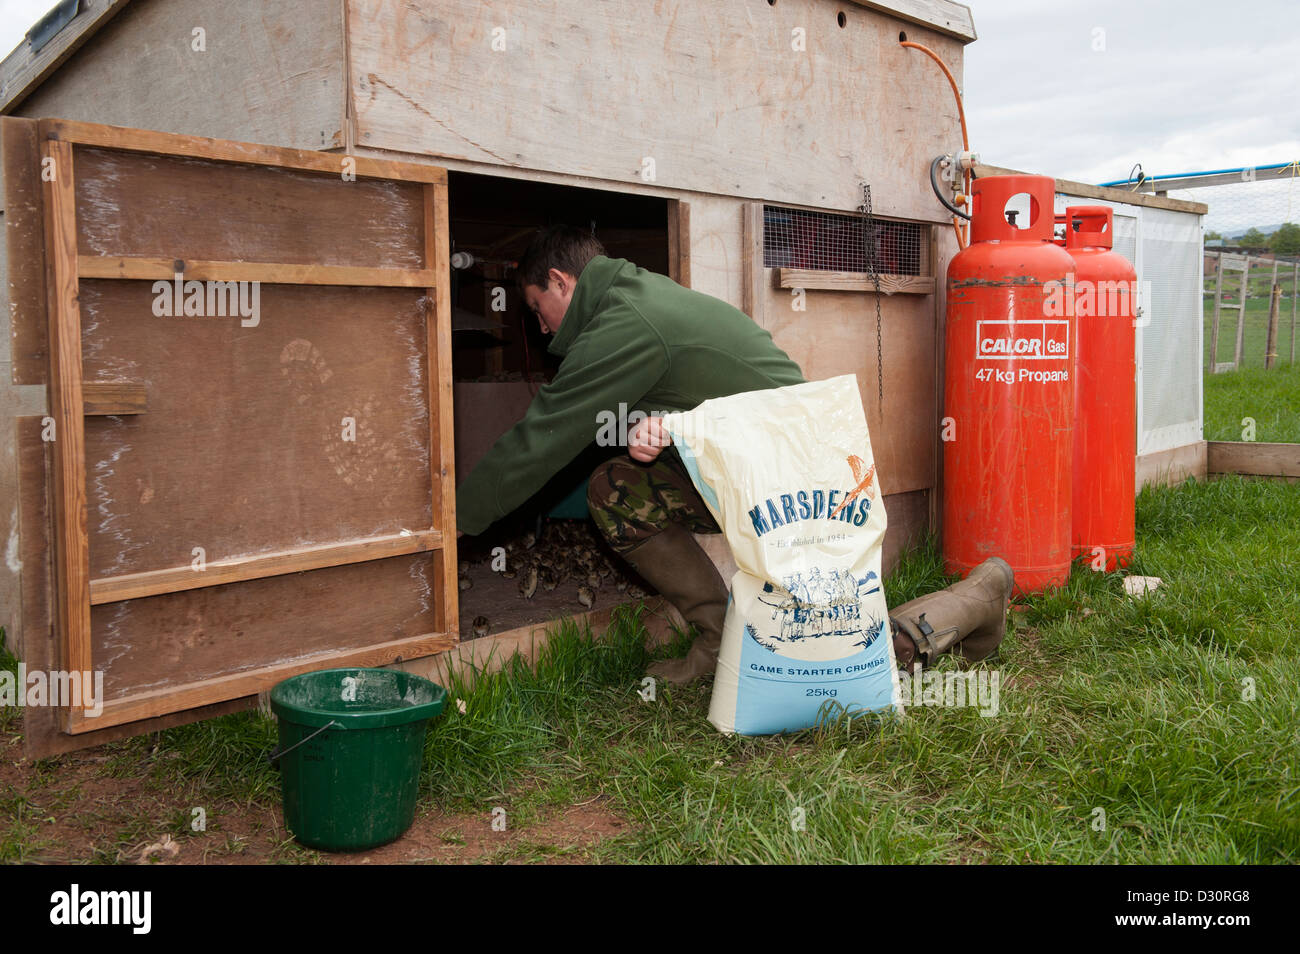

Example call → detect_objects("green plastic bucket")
269 668 446 852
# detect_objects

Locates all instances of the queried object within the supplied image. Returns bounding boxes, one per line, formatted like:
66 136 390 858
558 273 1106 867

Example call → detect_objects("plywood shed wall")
1 0 977 753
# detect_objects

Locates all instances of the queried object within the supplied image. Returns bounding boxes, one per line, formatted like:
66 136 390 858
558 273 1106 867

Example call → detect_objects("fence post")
1265 281 1282 369
1292 263 1298 365
1233 256 1251 368
1208 251 1223 373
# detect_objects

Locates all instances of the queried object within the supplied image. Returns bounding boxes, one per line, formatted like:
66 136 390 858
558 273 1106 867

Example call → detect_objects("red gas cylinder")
1065 205 1137 570
943 175 1076 593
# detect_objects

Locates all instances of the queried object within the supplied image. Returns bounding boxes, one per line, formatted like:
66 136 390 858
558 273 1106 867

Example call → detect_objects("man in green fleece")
457 226 1014 686
455 225 805 682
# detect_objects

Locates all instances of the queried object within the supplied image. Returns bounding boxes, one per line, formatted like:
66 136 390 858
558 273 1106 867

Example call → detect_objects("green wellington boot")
888 557 1015 672
622 524 729 686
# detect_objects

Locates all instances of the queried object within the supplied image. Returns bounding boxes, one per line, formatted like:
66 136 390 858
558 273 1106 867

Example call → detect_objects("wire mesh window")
763 205 928 275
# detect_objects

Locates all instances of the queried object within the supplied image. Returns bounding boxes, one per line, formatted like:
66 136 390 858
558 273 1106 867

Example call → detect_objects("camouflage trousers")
587 450 721 556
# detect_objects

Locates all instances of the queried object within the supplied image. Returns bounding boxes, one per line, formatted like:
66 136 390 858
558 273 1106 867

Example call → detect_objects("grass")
426 479 1300 863
3 477 1298 863
1203 362 1300 443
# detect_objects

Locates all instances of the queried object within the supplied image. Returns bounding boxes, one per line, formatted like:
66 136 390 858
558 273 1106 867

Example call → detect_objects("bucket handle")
267 719 340 765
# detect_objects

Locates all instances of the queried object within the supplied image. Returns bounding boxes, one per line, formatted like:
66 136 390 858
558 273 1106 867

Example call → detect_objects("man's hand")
628 416 672 463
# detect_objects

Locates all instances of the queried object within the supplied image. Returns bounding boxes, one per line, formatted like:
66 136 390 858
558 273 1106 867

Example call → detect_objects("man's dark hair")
515 225 606 290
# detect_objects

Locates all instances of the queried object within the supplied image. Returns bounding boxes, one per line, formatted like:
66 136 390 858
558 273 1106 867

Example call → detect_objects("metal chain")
860 183 884 407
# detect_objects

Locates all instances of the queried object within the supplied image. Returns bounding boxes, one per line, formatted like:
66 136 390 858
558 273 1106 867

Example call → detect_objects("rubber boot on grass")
622 524 728 686
889 557 1014 672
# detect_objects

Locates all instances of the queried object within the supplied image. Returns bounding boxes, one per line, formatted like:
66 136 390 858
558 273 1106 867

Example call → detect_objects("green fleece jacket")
456 255 806 535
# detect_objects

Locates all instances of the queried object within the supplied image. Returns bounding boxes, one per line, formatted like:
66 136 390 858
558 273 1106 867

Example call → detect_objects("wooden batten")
89 530 445 604
1207 441 1300 480
668 199 691 288
424 180 459 635
40 117 444 183
3 118 50 384
41 135 93 728
777 269 935 295
742 202 765 323
66 631 457 733
81 381 146 415
78 256 437 288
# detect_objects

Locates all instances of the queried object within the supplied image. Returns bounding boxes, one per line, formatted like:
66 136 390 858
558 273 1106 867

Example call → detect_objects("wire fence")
1159 170 1300 240
1204 251 1300 372
1155 168 1300 373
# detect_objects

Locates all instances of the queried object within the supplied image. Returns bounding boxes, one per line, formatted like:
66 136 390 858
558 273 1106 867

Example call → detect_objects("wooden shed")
0 0 980 755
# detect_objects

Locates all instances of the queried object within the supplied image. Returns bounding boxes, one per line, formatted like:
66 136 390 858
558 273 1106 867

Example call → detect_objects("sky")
0 0 1295 229
1 0 57 62
961 0 1300 231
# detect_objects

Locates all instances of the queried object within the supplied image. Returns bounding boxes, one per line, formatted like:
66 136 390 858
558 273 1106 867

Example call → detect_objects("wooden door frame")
36 119 458 733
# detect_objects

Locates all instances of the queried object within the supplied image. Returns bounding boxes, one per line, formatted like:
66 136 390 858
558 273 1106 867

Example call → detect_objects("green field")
4 476 1297 864
1203 363 1300 443
1201 266 1299 440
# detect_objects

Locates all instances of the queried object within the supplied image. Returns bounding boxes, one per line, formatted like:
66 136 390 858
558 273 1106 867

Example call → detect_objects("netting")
1159 170 1300 240
1139 208 1205 450
1170 169 1300 371
762 205 927 275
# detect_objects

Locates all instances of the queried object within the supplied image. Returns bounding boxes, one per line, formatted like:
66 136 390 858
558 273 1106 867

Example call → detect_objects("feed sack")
661 375 904 735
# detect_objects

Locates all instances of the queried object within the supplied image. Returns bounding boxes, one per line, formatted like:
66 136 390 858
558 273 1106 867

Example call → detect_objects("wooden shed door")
34 119 458 735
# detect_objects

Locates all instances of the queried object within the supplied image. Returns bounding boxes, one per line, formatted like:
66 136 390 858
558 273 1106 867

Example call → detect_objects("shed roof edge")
0 0 976 117
0 0 133 115
845 0 976 42
975 163 1210 216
